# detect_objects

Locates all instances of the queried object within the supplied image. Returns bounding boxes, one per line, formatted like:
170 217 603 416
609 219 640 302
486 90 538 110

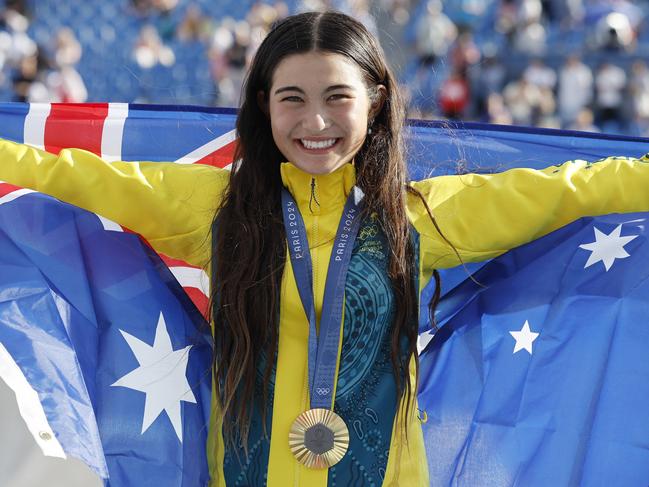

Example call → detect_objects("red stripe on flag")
159 255 202 269
195 139 238 167
159 254 209 316
0 183 24 197
184 288 210 318
44 103 109 155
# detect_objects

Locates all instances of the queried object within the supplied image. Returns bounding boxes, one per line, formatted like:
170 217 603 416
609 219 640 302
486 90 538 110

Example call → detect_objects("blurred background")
1 0 649 135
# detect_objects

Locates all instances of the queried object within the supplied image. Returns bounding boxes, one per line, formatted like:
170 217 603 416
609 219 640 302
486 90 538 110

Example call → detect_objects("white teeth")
300 138 337 150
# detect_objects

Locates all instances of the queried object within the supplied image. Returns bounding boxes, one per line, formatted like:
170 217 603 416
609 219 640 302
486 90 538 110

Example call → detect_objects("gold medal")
288 408 349 468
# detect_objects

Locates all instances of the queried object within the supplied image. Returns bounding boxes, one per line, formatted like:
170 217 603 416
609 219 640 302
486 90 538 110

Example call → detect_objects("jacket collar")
280 162 356 216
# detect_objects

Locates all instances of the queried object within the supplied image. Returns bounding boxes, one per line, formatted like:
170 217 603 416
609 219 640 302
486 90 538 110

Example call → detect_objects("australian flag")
419 212 649 486
0 182 212 486
1 102 649 486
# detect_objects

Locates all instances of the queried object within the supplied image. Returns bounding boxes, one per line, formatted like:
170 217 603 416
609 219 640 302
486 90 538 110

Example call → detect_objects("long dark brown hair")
210 10 441 448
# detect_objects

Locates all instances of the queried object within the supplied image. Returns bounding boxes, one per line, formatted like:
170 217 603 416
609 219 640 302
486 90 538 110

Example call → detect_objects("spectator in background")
54 27 81 67
133 24 175 69
3 0 28 17
629 60 649 120
503 77 538 126
523 58 556 91
382 0 411 26
495 0 518 44
247 2 283 29
228 21 250 70
12 51 41 102
627 60 649 137
503 76 554 126
48 65 87 103
51 28 87 103
152 0 180 42
207 2 288 107
449 29 480 78
569 108 600 132
176 4 212 43
414 0 457 66
208 19 236 106
557 54 593 127
245 3 283 65
518 0 542 26
594 61 627 131
513 0 547 55
438 68 470 119
591 11 636 53
486 92 513 124
522 59 557 127
1 4 36 66
209 19 248 107
273 1 289 19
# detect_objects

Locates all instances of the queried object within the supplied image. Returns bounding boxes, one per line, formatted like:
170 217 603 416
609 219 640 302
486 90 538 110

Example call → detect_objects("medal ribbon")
281 185 364 410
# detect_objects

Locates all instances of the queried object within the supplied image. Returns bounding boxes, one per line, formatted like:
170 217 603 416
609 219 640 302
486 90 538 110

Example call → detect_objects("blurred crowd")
0 0 87 103
406 0 649 136
1 0 649 136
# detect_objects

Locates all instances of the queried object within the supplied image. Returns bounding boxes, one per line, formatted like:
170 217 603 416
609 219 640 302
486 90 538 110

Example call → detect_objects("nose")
302 109 329 132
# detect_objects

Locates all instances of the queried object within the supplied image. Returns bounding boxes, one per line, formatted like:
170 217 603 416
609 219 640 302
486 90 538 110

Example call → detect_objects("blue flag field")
419 213 649 486
0 102 648 486
0 186 212 486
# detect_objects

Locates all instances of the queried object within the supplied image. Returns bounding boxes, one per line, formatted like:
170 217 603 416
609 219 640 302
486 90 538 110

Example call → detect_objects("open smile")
295 137 342 153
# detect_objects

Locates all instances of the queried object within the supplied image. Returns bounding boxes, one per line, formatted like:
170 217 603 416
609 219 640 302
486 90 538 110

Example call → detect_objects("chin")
296 160 347 175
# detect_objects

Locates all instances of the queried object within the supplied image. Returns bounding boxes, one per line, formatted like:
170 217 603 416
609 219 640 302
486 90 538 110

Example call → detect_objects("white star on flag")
579 224 637 271
111 312 196 442
509 320 539 355
417 330 435 355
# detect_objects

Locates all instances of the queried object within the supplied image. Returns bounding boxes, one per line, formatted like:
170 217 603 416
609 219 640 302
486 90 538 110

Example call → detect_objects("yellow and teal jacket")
2 138 649 486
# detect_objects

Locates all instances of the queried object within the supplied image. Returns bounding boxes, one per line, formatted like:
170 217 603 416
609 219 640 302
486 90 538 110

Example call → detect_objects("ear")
257 90 269 116
368 84 387 120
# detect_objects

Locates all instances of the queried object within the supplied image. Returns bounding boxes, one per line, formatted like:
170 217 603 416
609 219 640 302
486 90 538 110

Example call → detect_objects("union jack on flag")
3 102 241 316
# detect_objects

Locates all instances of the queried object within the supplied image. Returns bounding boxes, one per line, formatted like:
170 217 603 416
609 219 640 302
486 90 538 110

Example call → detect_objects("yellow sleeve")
407 155 649 281
0 138 229 267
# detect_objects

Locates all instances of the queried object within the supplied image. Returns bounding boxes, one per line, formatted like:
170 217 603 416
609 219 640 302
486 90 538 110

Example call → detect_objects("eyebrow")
273 84 356 96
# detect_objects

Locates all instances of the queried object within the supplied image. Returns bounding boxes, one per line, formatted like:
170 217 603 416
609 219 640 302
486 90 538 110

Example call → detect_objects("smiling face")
267 51 379 175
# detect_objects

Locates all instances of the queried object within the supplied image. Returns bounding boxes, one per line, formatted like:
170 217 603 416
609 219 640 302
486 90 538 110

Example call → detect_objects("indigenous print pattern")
222 358 275 487
329 217 405 487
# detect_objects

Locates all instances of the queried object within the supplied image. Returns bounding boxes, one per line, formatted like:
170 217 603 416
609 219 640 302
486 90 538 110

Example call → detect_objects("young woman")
1 10 649 487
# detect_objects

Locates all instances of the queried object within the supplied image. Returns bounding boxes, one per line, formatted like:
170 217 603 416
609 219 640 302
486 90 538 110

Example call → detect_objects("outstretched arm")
407 155 649 279
0 138 229 266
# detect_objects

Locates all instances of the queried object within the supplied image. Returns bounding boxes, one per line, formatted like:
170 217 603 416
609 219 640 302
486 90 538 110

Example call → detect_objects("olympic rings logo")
316 387 330 395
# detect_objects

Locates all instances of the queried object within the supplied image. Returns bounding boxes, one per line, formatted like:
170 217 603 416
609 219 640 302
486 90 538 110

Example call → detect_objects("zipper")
309 177 320 214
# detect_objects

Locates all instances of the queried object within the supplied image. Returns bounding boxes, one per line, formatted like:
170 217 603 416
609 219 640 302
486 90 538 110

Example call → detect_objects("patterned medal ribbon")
281 183 365 468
